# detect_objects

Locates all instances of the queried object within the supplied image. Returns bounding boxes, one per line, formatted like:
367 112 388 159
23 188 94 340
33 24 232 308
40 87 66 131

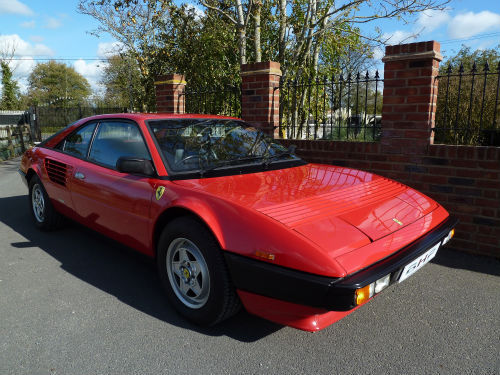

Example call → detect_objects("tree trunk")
235 0 247 65
238 26 247 65
254 2 262 63
278 0 286 75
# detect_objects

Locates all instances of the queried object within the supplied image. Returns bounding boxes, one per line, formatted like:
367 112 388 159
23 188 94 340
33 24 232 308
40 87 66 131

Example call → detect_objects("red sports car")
19 113 456 331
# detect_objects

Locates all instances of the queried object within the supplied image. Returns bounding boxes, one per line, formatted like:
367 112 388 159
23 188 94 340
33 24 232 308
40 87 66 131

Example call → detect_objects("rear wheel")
29 175 63 230
157 216 241 326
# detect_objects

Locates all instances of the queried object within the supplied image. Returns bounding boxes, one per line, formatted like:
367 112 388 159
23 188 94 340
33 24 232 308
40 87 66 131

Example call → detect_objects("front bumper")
224 215 458 311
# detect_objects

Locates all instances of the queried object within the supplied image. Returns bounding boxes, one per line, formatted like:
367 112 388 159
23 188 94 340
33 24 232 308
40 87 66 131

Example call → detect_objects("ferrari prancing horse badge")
156 186 165 200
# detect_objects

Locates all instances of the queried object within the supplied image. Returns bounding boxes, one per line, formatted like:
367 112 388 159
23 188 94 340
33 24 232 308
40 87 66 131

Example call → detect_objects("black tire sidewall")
157 217 231 326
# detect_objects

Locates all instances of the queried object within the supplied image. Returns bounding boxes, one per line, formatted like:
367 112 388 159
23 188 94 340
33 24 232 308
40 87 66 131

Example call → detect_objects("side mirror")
116 157 155 176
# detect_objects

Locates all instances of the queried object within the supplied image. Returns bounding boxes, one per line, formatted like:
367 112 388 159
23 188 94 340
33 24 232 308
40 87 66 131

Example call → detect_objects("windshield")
148 119 302 174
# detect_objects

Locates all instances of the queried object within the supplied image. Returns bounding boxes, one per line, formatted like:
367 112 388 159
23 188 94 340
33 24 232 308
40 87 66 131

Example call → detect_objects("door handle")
74 172 85 180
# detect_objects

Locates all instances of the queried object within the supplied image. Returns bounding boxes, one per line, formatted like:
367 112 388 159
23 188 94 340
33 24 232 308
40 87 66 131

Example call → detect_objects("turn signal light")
442 228 455 245
255 250 275 261
355 284 374 305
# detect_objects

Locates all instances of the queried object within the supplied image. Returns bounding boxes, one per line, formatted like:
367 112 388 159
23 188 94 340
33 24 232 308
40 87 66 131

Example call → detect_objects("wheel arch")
152 205 226 258
26 168 37 185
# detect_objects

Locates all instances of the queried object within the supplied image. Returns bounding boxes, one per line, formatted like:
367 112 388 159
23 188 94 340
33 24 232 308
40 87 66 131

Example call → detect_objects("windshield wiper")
200 155 265 176
262 145 297 167
198 146 297 177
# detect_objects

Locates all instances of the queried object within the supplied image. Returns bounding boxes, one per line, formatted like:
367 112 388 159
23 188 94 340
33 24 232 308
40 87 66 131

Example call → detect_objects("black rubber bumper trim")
224 215 458 311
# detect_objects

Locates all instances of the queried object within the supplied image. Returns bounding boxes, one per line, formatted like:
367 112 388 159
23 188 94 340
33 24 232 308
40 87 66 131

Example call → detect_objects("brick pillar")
154 74 186 114
381 41 442 155
241 62 281 137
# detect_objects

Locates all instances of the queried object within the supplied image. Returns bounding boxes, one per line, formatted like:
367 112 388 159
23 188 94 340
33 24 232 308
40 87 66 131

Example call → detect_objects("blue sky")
1 0 499 94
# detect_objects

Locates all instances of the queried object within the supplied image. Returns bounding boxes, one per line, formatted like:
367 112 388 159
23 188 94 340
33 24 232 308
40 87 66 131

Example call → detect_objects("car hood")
173 163 438 260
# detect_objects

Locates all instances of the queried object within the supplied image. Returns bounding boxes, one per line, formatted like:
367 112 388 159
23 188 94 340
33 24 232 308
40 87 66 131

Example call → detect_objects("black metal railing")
182 85 241 117
278 71 383 141
33 105 127 140
434 62 500 146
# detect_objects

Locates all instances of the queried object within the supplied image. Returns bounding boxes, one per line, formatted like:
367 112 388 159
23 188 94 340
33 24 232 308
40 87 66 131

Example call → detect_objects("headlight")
374 274 391 293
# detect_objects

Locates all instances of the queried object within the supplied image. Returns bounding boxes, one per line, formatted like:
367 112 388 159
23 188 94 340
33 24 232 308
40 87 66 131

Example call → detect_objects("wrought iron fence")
434 62 500 146
278 71 383 141
182 85 241 117
33 105 127 140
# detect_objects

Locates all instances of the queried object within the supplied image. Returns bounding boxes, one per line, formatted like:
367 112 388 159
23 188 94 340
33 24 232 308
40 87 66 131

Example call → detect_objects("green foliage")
0 62 20 110
100 54 143 109
435 45 500 146
152 4 240 88
27 61 91 106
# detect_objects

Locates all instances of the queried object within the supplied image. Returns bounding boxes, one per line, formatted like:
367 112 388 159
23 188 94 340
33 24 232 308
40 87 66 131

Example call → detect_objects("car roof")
81 113 242 122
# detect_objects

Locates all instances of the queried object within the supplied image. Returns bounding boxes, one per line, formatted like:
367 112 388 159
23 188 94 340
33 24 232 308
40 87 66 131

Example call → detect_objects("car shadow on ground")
0 194 282 343
431 247 500 277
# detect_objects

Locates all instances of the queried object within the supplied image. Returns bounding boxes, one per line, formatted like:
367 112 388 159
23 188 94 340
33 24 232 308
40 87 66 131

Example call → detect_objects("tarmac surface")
1 157 499 375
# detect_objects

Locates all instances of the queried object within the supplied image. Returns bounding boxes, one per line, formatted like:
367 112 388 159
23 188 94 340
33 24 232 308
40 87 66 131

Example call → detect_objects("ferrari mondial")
19 113 456 331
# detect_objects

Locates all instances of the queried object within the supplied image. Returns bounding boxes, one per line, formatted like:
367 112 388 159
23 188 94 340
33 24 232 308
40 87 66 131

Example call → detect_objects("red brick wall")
154 74 186 114
241 62 281 136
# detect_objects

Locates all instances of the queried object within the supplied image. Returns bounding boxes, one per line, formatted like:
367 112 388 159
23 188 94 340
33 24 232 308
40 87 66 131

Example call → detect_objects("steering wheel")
174 154 200 166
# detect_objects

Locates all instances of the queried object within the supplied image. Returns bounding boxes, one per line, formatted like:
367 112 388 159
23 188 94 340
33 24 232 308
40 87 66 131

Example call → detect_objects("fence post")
381 41 442 155
154 74 186 114
32 105 41 142
240 62 281 137
16 122 26 153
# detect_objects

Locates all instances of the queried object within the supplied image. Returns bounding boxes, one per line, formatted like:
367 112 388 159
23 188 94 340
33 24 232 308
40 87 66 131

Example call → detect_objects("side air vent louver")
44 158 68 187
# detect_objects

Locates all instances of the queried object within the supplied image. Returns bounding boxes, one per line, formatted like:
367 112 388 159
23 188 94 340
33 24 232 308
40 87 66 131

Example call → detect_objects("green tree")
27 61 91 106
435 45 500 145
0 61 20 110
100 54 143 109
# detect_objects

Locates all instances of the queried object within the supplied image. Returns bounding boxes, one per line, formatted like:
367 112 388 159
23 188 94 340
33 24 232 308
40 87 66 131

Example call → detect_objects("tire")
157 216 241 326
28 175 63 231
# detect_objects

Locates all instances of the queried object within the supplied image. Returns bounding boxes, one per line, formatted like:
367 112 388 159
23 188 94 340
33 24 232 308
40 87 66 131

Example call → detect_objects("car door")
41 121 98 218
69 120 156 254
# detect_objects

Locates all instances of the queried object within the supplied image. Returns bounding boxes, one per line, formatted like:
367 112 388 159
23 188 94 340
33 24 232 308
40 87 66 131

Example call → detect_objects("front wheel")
157 217 240 326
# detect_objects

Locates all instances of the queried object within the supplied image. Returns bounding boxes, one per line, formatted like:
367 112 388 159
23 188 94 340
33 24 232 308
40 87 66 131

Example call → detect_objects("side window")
58 122 97 158
89 121 150 169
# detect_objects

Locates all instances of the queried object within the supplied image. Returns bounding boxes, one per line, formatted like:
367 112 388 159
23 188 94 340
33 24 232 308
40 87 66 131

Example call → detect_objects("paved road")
1 157 499 375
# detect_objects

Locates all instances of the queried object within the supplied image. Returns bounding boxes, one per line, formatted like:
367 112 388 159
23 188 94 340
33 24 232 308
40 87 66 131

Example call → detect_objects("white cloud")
0 34 54 57
0 35 54 93
372 47 384 61
185 3 204 19
30 35 44 43
20 20 35 28
73 59 108 93
44 17 62 29
97 41 125 58
0 0 33 16
417 9 451 33
382 30 417 45
448 11 500 39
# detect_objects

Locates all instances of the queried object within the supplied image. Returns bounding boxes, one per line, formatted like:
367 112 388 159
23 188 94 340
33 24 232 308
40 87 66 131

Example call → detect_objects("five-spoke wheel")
166 238 210 309
31 183 45 223
157 216 241 326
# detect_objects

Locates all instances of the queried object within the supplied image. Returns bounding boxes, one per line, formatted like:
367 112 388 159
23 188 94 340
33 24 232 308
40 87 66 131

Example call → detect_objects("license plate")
398 242 440 283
